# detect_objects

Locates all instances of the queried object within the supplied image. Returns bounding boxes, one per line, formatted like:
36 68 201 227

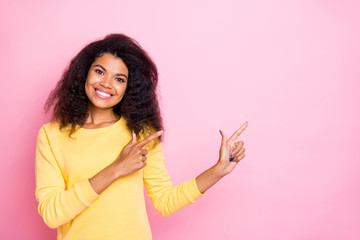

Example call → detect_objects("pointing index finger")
228 121 248 142
136 130 163 148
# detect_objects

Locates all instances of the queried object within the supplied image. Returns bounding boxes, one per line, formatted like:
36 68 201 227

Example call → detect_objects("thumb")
219 130 227 150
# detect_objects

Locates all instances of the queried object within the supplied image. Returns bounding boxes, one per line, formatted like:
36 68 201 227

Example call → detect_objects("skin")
84 52 129 128
87 53 247 195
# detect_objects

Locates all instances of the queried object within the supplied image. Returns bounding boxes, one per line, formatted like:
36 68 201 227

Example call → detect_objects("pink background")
1 0 359 239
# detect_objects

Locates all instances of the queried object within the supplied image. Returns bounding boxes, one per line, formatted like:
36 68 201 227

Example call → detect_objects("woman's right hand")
114 131 163 178
89 130 162 194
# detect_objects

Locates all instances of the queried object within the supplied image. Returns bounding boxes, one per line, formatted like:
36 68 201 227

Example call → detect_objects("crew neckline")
77 117 125 134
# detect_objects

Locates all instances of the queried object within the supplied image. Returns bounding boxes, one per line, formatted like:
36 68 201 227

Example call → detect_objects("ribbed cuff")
185 177 206 202
74 179 100 207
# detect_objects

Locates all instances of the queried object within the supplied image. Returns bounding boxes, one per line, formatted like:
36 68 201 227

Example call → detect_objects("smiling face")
85 53 129 111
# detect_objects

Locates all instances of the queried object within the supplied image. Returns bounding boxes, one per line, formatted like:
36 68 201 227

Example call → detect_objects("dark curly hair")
45 34 163 141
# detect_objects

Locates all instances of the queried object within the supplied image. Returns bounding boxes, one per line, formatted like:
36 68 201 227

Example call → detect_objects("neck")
86 104 119 125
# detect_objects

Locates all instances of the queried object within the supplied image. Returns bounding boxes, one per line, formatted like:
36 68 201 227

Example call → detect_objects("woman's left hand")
195 121 248 193
216 121 248 175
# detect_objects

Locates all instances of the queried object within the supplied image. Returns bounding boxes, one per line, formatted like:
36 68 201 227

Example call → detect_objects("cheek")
115 84 127 95
85 73 99 90
85 73 96 85
84 79 91 92
84 77 94 97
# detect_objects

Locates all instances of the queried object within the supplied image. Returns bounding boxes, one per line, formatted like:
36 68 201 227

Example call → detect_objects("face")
85 53 129 111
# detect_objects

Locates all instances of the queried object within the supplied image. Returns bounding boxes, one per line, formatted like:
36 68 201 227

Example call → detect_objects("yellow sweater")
35 117 205 240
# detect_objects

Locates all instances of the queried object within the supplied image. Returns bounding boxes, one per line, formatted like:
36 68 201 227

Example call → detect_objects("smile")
95 88 112 99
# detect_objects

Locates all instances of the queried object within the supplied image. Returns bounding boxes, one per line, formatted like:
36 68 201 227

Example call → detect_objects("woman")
35 33 247 240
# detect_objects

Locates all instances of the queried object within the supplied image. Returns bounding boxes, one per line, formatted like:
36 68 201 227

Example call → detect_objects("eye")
115 78 125 83
95 69 104 75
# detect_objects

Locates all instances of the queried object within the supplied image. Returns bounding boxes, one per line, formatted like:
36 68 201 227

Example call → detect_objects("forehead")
92 53 128 73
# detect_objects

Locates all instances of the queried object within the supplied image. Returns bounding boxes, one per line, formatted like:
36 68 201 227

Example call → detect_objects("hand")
216 121 248 175
114 130 163 178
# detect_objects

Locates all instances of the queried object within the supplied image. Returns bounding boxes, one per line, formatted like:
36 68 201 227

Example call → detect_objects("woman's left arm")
143 122 247 217
195 121 248 194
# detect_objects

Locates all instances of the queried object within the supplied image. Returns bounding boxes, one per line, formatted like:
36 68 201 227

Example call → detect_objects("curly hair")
45 34 163 141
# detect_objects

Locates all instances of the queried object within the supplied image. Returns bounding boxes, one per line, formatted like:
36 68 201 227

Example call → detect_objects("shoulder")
147 140 164 158
37 121 71 142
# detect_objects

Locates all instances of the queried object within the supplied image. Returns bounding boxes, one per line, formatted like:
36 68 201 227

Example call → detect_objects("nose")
100 76 112 88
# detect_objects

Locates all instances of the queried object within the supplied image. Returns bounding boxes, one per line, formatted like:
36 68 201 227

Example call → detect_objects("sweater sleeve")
143 142 205 217
34 126 99 229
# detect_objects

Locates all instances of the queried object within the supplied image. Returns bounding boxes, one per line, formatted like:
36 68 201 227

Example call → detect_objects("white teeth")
96 90 111 97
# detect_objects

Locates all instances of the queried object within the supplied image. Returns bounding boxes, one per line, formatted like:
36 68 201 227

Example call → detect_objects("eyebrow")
92 64 128 80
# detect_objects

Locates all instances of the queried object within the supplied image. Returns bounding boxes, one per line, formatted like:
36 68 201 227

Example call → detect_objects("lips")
94 88 113 99
95 88 112 95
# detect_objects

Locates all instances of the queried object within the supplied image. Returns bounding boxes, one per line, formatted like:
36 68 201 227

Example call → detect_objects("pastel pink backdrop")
1 0 359 239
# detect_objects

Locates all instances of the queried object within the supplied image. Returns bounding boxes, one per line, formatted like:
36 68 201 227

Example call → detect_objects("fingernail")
219 130 223 136
229 153 236 162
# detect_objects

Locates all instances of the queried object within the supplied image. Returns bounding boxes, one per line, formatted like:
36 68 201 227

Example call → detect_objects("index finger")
228 121 248 142
136 130 163 148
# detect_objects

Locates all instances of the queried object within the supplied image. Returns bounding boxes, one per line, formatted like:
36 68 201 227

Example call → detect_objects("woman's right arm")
35 127 162 228
35 127 99 229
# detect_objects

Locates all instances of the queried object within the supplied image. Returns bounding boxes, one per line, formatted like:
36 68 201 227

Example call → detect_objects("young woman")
35 33 247 240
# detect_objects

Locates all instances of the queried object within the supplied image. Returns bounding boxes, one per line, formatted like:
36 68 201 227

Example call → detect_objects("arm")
194 165 225 194
143 122 247 217
35 128 162 228
143 143 205 217
35 127 99 229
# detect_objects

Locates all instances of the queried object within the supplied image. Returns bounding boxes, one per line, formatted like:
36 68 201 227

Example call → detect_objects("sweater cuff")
186 177 206 202
74 179 100 207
